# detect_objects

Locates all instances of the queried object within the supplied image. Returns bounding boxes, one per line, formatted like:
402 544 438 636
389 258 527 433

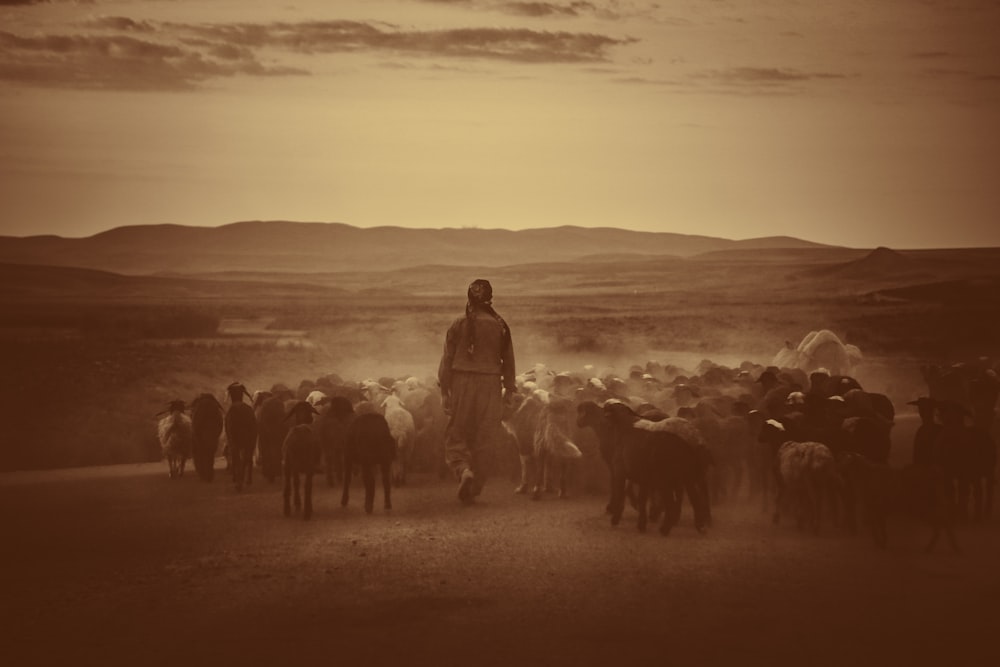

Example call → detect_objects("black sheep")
334 397 396 514
282 400 322 519
225 382 258 492
190 393 224 482
577 400 710 535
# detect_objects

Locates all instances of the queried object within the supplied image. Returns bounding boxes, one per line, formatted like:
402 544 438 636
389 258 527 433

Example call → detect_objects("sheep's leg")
558 461 568 499
626 481 639 512
731 462 744 502
812 481 823 535
636 482 649 533
381 460 393 510
608 456 627 526
232 448 243 491
325 448 336 488
649 489 662 523
687 483 708 533
658 485 677 536
515 455 531 494
532 451 547 501
700 474 713 527
293 472 301 512
772 476 784 525
303 473 313 520
283 469 292 516
340 455 353 507
362 464 376 514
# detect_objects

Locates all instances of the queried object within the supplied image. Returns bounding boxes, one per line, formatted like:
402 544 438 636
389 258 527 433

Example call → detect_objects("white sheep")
157 399 194 479
381 393 416 486
305 390 328 407
772 329 862 377
773 440 840 534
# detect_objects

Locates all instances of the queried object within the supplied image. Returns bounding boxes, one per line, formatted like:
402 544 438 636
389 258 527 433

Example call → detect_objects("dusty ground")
2 461 998 667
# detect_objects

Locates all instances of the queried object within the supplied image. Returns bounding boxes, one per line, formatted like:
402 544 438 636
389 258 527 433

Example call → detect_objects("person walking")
438 279 516 504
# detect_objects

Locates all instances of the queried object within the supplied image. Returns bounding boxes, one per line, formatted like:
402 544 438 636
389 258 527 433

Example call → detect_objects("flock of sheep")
155 339 999 552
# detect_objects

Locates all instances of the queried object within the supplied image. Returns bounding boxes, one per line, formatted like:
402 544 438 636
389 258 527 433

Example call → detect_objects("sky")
1 0 998 249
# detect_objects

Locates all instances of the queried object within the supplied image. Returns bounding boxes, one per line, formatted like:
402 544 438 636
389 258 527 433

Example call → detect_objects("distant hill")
803 246 935 281
0 221 836 275
0 263 350 299
863 277 1000 306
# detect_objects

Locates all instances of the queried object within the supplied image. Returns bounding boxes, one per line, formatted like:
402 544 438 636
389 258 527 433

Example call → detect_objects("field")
2 462 1000 667
3 245 1000 470
1 246 999 665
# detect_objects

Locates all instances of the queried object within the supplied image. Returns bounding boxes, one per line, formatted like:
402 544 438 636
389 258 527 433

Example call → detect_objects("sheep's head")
602 400 640 428
285 400 320 425
575 401 602 429
157 399 187 417
191 393 223 414
253 391 274 410
326 395 355 420
227 382 252 403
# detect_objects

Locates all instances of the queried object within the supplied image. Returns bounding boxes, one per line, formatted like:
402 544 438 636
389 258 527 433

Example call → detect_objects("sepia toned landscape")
3 0 1000 665
2 221 999 666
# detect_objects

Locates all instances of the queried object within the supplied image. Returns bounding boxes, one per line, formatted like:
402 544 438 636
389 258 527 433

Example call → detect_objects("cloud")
86 16 157 33
695 67 847 84
499 2 597 17
608 66 850 96
418 0 638 20
0 16 636 90
0 30 305 90
167 20 636 64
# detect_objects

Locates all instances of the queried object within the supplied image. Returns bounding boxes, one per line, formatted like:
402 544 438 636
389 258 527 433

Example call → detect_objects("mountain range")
0 220 834 275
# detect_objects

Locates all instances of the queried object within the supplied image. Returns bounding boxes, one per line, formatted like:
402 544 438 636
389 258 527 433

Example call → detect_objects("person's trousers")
444 371 503 484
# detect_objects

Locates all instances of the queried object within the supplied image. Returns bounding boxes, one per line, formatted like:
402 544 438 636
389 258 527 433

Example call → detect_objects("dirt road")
2 463 998 667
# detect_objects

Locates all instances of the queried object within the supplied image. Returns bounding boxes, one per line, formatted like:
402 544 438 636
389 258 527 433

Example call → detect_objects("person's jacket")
439 308 516 395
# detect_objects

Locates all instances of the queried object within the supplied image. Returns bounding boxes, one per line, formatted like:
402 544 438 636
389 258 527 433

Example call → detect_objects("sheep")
838 453 960 553
336 397 396 513
282 400 322 519
506 390 544 494
157 400 193 479
935 400 994 523
255 386 296 483
225 382 258 492
719 401 754 501
772 329 862 377
189 393 224 482
530 396 583 500
771 440 840 534
312 395 346 487
578 400 709 535
381 393 416 486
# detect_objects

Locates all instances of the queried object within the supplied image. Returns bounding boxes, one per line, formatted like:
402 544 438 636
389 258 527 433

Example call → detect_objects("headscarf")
464 279 509 356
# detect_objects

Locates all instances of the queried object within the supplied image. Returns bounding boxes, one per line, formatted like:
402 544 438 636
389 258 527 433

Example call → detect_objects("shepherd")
438 279 517 504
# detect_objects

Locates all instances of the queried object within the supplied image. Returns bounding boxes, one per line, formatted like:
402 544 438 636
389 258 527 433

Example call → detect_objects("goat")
578 400 709 535
225 382 258 492
839 453 960 553
381 393 416 486
255 386 295 483
336 397 396 513
190 393 224 482
771 440 841 534
157 400 193 479
530 397 583 500
282 400 322 519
